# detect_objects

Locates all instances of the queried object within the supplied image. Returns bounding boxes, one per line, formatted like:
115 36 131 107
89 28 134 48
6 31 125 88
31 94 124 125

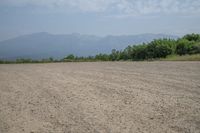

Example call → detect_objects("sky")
0 0 200 41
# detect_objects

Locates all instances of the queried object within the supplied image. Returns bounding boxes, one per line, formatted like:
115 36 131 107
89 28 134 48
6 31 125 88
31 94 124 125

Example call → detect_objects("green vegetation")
0 33 200 63
162 54 200 61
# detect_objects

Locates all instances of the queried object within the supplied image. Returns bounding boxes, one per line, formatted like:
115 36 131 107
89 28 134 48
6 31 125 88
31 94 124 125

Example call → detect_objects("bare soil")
0 62 200 133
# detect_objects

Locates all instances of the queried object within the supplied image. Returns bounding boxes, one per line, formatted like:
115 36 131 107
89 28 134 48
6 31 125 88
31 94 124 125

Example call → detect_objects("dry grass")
162 54 200 61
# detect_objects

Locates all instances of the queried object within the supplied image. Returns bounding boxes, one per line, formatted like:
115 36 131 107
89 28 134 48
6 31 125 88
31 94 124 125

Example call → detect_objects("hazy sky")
0 0 200 40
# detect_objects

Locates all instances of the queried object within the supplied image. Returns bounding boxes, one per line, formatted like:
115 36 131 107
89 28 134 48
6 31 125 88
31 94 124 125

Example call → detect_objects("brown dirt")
0 62 200 133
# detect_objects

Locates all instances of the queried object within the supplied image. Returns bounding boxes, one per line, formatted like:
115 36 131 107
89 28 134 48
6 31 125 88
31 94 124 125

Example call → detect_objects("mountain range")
0 32 178 60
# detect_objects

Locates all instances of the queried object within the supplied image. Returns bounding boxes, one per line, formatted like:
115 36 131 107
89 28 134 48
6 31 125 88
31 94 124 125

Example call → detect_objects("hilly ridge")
0 32 178 60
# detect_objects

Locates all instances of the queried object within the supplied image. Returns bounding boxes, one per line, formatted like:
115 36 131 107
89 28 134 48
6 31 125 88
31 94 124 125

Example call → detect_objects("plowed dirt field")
0 62 200 133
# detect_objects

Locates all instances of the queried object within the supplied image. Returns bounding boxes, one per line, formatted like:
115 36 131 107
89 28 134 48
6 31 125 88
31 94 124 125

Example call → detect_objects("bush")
176 39 192 55
147 39 173 58
132 44 147 60
190 43 200 54
183 33 200 42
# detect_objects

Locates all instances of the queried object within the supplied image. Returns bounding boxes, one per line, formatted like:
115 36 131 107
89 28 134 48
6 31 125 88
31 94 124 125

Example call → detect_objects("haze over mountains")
0 32 178 60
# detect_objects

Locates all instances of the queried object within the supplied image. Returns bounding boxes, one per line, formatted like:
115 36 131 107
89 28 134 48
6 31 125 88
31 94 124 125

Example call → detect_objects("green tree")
183 33 200 42
110 49 120 61
63 54 75 61
66 54 75 59
176 39 193 55
132 44 147 60
49 57 54 62
147 39 173 58
190 43 200 54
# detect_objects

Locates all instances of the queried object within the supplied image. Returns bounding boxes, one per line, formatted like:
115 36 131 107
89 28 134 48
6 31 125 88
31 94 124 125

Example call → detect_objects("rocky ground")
0 62 200 133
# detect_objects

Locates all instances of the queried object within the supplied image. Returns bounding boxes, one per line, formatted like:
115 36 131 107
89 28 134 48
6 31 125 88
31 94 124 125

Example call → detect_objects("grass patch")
162 54 200 61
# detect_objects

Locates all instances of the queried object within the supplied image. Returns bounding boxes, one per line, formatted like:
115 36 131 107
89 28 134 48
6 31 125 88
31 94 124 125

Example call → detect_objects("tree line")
62 33 200 61
0 33 200 63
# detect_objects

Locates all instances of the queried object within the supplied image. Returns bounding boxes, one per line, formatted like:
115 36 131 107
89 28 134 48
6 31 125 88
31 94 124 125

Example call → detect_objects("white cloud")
1 0 200 15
